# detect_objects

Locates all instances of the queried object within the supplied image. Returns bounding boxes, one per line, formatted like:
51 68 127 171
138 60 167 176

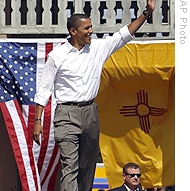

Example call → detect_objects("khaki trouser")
54 102 100 191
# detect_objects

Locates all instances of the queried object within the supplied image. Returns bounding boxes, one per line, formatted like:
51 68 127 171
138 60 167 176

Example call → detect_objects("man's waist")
57 99 94 107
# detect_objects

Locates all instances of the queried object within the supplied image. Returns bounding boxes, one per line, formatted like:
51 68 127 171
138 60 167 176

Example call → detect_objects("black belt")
58 99 94 107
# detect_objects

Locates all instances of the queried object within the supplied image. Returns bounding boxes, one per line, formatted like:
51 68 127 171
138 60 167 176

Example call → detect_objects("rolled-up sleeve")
34 56 57 106
119 25 134 42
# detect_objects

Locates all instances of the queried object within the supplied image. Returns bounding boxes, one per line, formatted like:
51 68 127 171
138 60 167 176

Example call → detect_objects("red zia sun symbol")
119 90 167 134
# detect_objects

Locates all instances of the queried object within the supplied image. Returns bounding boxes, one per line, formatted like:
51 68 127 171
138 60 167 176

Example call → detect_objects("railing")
0 0 175 39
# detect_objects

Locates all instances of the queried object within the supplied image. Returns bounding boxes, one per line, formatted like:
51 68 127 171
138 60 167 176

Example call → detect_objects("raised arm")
127 0 156 35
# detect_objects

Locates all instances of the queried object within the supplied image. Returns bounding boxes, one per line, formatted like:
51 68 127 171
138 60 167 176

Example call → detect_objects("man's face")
123 167 141 190
74 18 93 46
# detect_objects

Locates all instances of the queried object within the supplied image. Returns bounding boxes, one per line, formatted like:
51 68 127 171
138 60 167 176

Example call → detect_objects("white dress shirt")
34 25 133 106
124 183 140 191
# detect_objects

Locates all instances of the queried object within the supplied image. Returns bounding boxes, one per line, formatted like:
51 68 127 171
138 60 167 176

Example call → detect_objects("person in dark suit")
108 162 143 191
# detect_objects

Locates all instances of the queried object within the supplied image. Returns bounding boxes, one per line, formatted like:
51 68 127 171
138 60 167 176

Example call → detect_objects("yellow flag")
96 41 175 189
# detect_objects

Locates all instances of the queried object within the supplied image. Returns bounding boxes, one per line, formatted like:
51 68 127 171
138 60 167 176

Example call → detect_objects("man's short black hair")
123 162 141 174
67 13 90 32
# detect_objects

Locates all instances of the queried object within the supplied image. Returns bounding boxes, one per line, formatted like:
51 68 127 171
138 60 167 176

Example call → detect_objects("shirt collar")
65 37 90 53
124 184 140 191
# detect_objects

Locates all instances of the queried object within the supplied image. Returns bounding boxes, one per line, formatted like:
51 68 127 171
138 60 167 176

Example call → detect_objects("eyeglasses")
124 173 141 178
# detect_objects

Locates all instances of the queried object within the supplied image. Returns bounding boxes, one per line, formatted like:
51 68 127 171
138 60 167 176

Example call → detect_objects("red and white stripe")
31 41 63 191
0 40 66 191
0 100 41 191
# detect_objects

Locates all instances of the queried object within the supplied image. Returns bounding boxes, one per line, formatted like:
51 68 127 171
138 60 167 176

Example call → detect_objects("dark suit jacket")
108 183 143 191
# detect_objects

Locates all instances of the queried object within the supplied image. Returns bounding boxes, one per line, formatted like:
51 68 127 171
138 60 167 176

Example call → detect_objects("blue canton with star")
0 42 37 104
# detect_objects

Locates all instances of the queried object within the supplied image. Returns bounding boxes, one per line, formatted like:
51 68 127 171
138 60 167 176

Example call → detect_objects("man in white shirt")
108 163 143 191
33 0 156 190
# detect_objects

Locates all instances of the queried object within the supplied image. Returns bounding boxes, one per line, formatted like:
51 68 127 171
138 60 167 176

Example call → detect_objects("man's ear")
123 174 126 181
69 27 76 36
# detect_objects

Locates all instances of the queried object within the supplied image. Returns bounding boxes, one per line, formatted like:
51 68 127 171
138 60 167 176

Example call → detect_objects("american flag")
0 39 64 191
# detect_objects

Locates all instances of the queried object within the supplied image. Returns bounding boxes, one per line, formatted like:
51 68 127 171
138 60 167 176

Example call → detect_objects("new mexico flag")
96 41 175 189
